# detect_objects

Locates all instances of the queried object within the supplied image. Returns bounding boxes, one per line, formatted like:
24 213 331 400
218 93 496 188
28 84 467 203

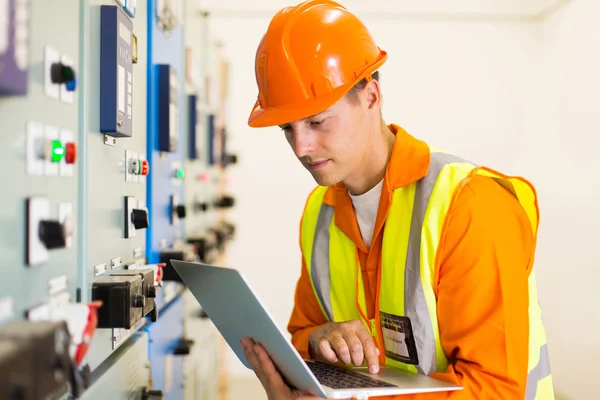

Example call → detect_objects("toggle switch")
39 220 66 250
175 204 186 219
50 62 77 91
27 197 71 266
194 201 209 213
124 197 149 238
131 208 149 230
214 195 235 209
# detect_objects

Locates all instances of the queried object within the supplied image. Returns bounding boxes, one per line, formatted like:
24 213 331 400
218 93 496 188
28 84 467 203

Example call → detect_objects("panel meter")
158 64 179 152
0 0 30 95
188 94 202 159
100 5 134 138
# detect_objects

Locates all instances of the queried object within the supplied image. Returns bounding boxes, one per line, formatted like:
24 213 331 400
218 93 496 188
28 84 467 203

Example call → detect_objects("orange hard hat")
247 0 387 128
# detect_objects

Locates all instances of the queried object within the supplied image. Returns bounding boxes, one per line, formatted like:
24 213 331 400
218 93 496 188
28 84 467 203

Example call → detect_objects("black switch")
194 202 209 212
131 209 149 229
214 195 235 209
50 63 77 91
142 388 164 400
175 204 186 219
38 220 66 249
92 274 145 329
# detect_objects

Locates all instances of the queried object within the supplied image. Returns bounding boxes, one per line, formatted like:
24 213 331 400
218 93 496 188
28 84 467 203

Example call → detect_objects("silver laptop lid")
170 260 328 398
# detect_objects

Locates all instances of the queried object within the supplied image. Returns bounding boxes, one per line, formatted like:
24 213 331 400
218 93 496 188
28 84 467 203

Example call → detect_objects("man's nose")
291 126 315 158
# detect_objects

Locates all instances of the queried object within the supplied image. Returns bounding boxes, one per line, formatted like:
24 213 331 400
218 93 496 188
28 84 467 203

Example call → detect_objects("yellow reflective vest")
300 150 554 399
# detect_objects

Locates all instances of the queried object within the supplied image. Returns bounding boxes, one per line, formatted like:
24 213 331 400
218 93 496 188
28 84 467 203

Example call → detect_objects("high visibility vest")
300 151 554 399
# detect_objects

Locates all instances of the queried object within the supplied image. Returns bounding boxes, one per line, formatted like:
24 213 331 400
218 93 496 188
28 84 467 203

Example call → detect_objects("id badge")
379 311 419 365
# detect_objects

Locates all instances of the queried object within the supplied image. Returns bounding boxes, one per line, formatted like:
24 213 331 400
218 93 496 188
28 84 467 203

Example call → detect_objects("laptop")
170 260 463 399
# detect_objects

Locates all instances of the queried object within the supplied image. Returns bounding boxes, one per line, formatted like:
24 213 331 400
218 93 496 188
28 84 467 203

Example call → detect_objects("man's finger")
329 334 352 365
317 339 338 363
241 339 265 382
355 328 380 374
254 343 287 391
343 333 365 367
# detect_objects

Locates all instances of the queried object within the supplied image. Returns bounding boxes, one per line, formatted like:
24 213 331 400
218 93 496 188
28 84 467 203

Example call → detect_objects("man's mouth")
307 160 329 170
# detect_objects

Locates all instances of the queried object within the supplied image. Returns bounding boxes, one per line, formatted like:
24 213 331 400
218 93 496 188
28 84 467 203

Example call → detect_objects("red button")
141 160 150 176
65 142 77 164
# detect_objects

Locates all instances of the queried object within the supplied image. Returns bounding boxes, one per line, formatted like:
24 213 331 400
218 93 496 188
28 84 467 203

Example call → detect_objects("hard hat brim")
248 51 387 128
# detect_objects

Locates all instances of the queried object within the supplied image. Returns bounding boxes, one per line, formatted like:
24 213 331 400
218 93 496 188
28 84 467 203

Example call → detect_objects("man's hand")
309 320 380 374
241 338 348 400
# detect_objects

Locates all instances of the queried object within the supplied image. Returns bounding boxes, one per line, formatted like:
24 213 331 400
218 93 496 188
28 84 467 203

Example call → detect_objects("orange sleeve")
381 174 533 400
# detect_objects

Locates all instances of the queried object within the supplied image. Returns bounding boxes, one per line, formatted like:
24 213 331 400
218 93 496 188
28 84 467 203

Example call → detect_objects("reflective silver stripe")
405 152 471 375
311 204 335 321
525 344 552 400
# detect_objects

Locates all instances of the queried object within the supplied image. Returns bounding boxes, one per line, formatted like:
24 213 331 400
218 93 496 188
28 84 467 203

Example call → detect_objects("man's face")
280 94 375 187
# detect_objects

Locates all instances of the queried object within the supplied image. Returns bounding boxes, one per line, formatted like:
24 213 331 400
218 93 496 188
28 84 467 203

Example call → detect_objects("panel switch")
39 220 66 249
124 196 149 238
27 197 69 266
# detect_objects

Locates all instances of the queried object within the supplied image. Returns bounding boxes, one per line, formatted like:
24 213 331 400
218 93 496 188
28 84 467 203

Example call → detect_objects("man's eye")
310 120 323 127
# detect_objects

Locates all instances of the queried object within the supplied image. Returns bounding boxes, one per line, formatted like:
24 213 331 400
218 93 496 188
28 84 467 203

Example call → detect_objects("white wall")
207 2 598 399
520 1 599 399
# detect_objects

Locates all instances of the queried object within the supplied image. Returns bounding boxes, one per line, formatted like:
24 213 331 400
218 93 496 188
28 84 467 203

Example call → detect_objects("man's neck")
345 123 396 196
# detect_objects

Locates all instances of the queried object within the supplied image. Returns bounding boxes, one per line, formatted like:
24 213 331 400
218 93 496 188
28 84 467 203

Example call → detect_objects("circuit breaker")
92 268 158 329
100 5 134 137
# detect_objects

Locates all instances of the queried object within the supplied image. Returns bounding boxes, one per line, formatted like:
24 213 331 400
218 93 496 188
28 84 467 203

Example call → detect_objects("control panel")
0 0 233 398
0 0 80 323
83 0 150 372
100 5 134 138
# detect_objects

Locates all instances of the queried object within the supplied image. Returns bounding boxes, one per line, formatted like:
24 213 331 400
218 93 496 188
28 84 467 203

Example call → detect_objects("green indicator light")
51 140 65 163
176 168 185 179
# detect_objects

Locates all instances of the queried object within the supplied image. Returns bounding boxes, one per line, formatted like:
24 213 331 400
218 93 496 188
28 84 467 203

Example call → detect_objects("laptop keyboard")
306 360 398 389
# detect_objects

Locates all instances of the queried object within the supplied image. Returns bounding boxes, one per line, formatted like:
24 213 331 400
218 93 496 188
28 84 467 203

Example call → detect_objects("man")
242 1 554 399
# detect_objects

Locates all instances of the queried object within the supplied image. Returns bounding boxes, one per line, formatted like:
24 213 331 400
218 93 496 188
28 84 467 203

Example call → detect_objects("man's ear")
364 79 382 111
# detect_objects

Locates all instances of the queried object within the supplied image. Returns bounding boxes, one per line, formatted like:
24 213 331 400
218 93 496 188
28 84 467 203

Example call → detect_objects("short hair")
346 71 380 104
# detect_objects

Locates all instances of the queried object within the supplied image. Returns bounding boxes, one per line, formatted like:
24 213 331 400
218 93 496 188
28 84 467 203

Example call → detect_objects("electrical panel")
0 0 80 326
81 0 150 372
0 0 233 398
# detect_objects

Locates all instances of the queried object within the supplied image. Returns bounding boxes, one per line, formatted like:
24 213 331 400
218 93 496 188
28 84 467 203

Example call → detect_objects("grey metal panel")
81 331 150 400
0 0 80 315
79 0 149 370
